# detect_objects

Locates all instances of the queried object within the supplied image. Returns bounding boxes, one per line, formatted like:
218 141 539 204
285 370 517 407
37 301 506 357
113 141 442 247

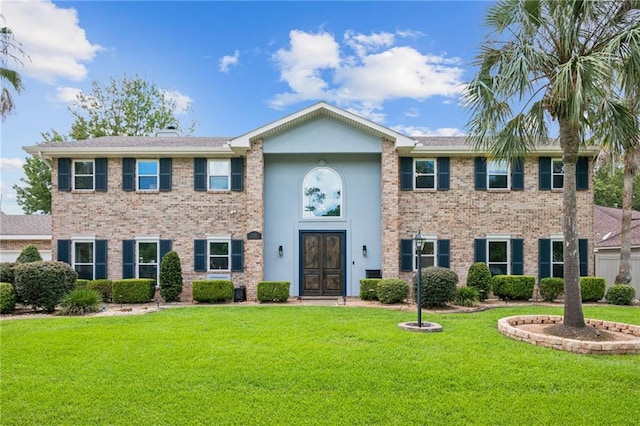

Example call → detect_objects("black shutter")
437 239 450 268
231 158 244 191
579 238 588 276
194 240 207 272
474 157 487 190
400 239 413 271
58 158 71 192
511 239 524 275
122 158 136 191
576 157 589 190
160 240 172 262
194 158 207 191
538 239 551 280
95 158 108 192
437 157 450 191
122 240 135 278
231 239 244 272
511 158 524 190
95 240 108 279
539 157 551 190
57 239 71 264
474 239 487 263
400 157 413 191
159 158 172 191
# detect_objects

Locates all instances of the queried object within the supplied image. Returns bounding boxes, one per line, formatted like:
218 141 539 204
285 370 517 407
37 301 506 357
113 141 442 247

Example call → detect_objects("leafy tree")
464 1 640 329
16 244 42 263
594 165 640 210
0 20 27 120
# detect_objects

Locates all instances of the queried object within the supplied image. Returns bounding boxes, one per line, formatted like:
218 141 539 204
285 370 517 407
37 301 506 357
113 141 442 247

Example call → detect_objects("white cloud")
219 50 240 73
392 125 466 137
162 90 193 115
55 86 81 104
405 108 419 118
3 0 103 83
0 158 25 172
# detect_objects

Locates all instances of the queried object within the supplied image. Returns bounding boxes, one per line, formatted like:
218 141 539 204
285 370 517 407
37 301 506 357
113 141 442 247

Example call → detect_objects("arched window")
302 167 342 218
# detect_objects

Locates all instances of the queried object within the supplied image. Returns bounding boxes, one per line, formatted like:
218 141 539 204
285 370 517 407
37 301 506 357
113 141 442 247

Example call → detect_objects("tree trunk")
614 153 633 284
559 118 586 328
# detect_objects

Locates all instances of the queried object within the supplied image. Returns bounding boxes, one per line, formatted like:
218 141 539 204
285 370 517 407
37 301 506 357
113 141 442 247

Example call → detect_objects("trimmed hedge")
193 280 234 303
466 262 492 301
0 262 16 284
539 277 564 302
359 278 381 301
0 282 16 313
75 279 90 289
159 251 183 302
376 279 409 304
492 275 535 301
580 277 606 302
605 284 636 306
414 266 458 308
13 261 78 312
257 281 290 303
112 279 155 304
88 279 113 302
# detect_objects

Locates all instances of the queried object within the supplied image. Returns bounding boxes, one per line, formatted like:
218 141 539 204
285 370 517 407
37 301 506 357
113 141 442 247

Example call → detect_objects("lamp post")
413 231 427 328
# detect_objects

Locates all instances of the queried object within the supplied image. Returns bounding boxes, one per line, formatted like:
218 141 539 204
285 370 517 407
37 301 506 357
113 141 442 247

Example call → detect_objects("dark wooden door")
301 232 344 296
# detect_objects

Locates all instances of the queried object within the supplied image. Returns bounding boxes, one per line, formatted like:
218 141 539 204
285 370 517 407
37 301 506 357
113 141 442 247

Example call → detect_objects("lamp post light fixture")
413 231 427 328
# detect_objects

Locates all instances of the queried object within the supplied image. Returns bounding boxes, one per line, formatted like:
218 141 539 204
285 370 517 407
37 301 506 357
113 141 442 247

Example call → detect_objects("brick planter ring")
498 315 640 355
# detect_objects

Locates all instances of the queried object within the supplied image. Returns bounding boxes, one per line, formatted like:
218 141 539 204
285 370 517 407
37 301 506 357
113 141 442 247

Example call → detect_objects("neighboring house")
0 211 52 262
594 205 640 295
23 102 596 300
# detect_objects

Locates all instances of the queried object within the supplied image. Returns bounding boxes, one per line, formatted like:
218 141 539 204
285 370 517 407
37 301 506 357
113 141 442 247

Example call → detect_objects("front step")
297 296 347 306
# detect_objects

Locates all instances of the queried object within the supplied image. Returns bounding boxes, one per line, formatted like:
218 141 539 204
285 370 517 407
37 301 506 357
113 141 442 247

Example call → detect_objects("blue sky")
1 0 493 214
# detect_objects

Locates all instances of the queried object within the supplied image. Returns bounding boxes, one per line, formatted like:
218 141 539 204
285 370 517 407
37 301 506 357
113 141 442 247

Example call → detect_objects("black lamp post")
414 231 427 328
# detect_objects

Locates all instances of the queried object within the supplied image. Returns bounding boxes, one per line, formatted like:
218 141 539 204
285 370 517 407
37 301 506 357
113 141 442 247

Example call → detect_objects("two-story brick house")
24 102 596 301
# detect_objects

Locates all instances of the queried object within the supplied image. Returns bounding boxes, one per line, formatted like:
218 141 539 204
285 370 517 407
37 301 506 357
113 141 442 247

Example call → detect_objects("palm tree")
0 24 25 120
464 1 640 329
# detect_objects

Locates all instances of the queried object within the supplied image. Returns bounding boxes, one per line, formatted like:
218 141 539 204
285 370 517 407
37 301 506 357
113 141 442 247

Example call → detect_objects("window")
209 240 230 270
137 241 159 283
487 240 509 275
488 160 509 189
137 160 159 190
73 241 94 280
303 167 342 218
73 160 94 190
552 240 564 277
208 160 230 190
414 159 436 189
552 159 564 189
415 240 436 270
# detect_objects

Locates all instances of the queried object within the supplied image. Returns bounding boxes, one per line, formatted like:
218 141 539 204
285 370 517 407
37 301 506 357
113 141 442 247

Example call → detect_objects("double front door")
300 231 345 297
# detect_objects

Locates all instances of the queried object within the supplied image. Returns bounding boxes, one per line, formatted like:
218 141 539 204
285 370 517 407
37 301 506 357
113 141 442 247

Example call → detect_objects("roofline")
408 145 600 157
0 235 52 240
23 146 239 159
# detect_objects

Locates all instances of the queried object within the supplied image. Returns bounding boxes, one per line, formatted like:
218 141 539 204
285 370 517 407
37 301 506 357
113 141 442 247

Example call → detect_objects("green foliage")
59 288 102 316
454 286 480 307
0 282 16 313
376 279 409 304
13 154 52 214
75 279 89 289
112 279 155 304
159 251 183 302
605 284 636 306
13 261 78 312
87 279 113 302
466 262 492 300
0 24 26 119
16 244 42 263
580 277 606 302
594 166 640 211
539 277 564 302
492 276 535 301
0 262 16 284
192 280 234 303
257 281 290 303
359 278 381 301
414 266 458 308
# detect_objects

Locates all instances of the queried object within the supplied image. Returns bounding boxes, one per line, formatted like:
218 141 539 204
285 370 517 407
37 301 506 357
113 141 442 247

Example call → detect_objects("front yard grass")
1 305 639 425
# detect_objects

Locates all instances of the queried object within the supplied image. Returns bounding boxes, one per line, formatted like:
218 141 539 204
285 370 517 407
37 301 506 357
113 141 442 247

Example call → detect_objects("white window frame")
207 237 231 271
136 238 159 284
208 159 230 191
487 237 510 276
72 159 95 191
487 159 510 190
414 237 437 271
72 239 95 280
552 159 564 190
414 159 436 190
136 159 159 191
551 238 564 278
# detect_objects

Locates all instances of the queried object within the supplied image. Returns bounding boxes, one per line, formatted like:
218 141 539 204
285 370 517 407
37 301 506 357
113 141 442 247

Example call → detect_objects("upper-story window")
208 160 230 190
552 159 564 189
137 160 159 191
414 159 436 190
73 160 94 190
302 167 342 218
488 160 509 189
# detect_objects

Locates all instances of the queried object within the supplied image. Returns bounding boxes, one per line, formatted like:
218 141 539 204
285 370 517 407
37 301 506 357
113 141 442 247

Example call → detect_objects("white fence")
594 249 640 296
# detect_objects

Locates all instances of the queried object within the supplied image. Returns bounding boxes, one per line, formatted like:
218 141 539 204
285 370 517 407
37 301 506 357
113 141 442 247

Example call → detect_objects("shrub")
0 262 16 284
454 286 480 307
257 281 290 303
13 261 77 312
87 279 113 302
59 288 102 316
492 275 535 301
466 262 492 301
580 277 606 302
16 244 42 263
376 279 409 304
193 280 234 303
159 251 183 302
0 282 16 313
539 277 564 302
414 266 458 308
112 279 155 304
75 279 90 289
605 284 636 306
359 278 381 301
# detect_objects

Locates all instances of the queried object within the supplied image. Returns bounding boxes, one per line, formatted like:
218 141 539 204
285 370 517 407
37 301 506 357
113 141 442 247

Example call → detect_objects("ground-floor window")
73 241 94 280
487 240 509 275
415 239 436 269
137 240 159 283
552 239 564 277
209 240 230 270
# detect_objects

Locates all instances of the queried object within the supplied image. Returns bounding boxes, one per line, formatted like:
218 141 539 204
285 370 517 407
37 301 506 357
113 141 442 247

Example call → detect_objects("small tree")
16 244 42 263
159 251 183 302
466 262 492 301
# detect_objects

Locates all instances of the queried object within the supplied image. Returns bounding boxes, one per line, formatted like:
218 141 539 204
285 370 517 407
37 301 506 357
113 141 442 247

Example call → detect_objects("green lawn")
1 305 639 425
